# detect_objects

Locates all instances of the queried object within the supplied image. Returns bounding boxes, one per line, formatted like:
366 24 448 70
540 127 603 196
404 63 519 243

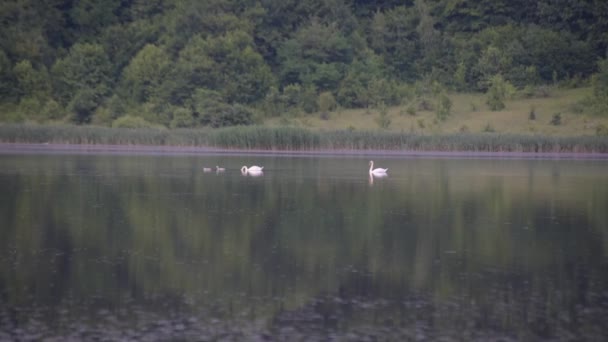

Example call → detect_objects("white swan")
369 160 388 175
216 166 225 172
241 167 263 177
246 170 264 177
241 165 263 173
203 167 212 172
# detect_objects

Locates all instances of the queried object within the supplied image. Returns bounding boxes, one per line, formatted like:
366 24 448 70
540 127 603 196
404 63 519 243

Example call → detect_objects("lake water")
0 151 607 340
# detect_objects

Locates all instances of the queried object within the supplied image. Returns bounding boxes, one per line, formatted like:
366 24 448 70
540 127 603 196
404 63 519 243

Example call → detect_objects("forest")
1 0 608 129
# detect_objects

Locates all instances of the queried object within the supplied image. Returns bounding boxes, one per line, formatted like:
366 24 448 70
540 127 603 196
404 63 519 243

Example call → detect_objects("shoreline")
2 142 607 159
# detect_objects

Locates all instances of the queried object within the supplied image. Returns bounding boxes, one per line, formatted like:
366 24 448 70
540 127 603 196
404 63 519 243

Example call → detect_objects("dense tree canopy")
0 0 606 126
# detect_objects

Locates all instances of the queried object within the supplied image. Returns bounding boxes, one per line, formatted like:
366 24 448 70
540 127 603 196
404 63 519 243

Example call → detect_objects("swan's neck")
369 161 374 172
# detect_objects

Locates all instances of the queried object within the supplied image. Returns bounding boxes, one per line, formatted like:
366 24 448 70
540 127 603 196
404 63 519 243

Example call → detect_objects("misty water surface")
0 152 607 340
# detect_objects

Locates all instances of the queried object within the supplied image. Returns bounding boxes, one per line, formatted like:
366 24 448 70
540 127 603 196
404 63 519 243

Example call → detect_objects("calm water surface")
0 152 607 340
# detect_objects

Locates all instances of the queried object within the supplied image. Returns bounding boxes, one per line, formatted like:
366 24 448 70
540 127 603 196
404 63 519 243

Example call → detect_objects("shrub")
112 115 162 129
170 108 195 128
591 59 608 116
417 118 425 129
406 104 416 116
550 113 562 126
529 105 536 120
318 91 336 120
204 104 254 128
318 91 337 113
375 103 391 129
486 74 512 111
435 93 452 121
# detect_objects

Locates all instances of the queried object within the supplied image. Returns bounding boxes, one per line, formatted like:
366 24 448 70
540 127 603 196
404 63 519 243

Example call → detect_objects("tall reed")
1 124 607 153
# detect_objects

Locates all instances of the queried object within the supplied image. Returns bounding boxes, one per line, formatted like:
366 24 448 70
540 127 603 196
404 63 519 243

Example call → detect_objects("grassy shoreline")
1 124 607 154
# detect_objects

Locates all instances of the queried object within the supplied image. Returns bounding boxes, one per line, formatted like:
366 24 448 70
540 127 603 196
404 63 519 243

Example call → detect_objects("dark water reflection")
1 153 607 340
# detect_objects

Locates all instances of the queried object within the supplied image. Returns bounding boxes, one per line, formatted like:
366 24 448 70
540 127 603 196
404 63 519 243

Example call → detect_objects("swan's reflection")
369 172 388 185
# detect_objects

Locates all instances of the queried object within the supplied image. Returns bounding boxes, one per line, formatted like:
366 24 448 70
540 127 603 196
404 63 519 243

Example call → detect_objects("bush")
317 91 336 120
435 93 452 121
529 105 536 120
374 103 391 129
68 88 101 124
170 108 195 128
112 115 162 129
406 104 416 116
202 104 254 128
486 74 513 111
591 59 608 116
550 113 562 126
596 124 608 136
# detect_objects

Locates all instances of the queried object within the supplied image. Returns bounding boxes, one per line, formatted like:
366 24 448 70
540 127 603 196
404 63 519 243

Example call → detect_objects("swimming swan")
369 161 388 175
241 165 264 173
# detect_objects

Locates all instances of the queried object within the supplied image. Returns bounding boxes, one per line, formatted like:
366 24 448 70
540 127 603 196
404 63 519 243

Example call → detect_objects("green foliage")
68 88 104 124
374 103 391 129
453 61 468 91
486 75 513 111
591 59 608 116
529 105 536 120
51 43 113 106
278 19 353 90
70 0 120 38
13 60 50 99
406 104 416 116
0 0 606 127
317 92 337 114
550 113 562 126
0 50 14 98
112 115 162 129
17 96 43 120
337 51 385 107
190 88 254 127
596 124 608 136
122 44 171 103
176 31 274 105
370 6 420 82
435 93 452 121
170 108 196 129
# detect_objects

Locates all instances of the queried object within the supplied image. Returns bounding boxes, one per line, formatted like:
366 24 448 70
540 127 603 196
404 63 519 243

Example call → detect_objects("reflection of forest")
0 155 607 339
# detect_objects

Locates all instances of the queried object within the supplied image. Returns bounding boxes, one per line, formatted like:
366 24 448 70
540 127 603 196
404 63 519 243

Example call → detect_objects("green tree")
486 74 513 111
176 31 274 105
278 19 353 90
337 51 385 108
70 0 120 38
51 43 113 105
0 50 15 98
13 60 50 99
369 5 420 82
51 43 113 123
170 107 196 128
591 59 608 116
317 91 336 115
435 93 452 121
121 44 171 103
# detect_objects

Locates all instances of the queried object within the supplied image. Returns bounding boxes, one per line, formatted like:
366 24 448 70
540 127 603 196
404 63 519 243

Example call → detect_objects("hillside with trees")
1 0 607 130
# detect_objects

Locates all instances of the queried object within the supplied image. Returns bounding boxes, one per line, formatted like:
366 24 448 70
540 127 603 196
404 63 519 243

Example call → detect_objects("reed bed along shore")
1 124 607 153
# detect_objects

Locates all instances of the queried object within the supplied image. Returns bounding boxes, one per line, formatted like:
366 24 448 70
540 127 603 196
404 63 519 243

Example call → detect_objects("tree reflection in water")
0 154 606 340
